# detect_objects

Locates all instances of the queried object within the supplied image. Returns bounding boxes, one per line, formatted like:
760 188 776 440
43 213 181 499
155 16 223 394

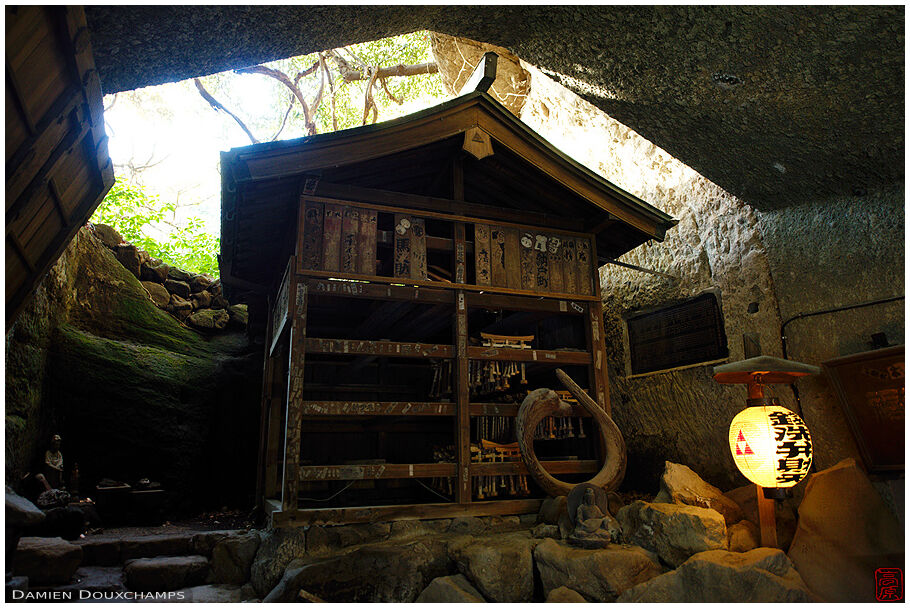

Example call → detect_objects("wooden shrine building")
220 63 677 527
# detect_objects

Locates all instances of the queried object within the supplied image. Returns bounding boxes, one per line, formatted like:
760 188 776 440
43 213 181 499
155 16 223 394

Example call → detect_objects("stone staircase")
12 530 260 602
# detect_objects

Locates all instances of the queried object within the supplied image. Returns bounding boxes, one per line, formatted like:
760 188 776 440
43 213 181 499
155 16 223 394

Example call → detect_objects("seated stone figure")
568 486 622 548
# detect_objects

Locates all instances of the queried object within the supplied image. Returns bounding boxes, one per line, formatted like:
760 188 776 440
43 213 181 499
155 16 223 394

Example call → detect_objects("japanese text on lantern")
769 410 812 485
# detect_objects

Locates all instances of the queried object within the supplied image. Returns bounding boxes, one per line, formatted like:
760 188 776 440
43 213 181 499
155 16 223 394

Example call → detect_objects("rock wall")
6 227 262 513
430 35 899 492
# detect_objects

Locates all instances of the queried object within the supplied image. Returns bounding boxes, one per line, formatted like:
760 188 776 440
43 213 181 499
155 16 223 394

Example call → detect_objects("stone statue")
567 484 622 548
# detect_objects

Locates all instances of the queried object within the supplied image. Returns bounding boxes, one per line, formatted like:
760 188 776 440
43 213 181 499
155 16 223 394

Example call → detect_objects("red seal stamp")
876 568 903 601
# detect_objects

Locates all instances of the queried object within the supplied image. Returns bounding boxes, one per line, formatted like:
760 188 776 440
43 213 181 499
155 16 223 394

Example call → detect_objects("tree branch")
236 65 314 135
338 61 438 82
193 78 259 144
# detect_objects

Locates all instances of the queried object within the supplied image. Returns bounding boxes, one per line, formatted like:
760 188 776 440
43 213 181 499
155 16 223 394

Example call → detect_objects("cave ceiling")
84 6 904 210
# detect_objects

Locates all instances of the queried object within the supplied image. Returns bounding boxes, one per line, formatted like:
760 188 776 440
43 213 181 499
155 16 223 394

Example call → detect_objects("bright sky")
102 45 450 239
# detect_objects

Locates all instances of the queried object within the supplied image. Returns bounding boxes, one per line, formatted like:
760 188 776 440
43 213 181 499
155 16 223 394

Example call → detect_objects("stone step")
55 566 128 596
124 555 210 592
75 530 245 566
14 537 83 586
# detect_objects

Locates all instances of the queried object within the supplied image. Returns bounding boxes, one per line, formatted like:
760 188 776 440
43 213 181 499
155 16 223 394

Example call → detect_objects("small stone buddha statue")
568 486 622 548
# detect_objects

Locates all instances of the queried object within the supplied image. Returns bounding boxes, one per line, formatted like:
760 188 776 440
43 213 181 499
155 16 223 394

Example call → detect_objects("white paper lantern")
728 404 812 488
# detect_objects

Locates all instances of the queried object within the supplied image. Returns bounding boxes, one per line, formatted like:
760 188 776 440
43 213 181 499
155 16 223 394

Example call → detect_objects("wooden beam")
304 278 451 304
282 276 307 512
454 222 472 505
299 463 456 481
297 268 601 303
310 182 585 232
468 346 591 365
272 498 543 527
471 459 598 476
458 51 498 95
299 401 455 416
587 238 612 415
305 338 453 359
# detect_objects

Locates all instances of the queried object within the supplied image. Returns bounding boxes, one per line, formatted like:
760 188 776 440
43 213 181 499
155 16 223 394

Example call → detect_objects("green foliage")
91 178 220 277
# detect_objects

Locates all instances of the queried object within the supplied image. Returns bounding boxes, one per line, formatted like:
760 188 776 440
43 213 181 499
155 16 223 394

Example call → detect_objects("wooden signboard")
474 224 491 285
490 226 507 287
341 206 360 273
410 217 427 280
357 208 377 275
823 345 904 472
504 229 521 289
300 202 323 270
322 204 343 271
519 231 535 291
393 213 411 278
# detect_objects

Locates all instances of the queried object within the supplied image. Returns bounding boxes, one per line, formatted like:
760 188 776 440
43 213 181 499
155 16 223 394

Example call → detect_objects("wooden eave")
220 91 677 294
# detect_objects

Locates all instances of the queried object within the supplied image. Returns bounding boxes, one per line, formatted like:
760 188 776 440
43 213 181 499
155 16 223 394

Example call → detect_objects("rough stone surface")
120 534 193 561
5 228 259 509
534 538 662 602
56 566 127 594
617 501 727 567
6 490 45 527
618 548 810 602
448 533 537 602
306 522 391 553
166 583 256 602
654 461 743 525
727 519 760 553
164 279 191 298
531 523 560 539
724 484 799 551
190 290 212 310
449 517 485 535
192 530 242 557
14 537 83 585
416 574 486 603
208 532 260 585
140 262 169 284
124 555 209 592
186 308 230 331
75 537 122 566
167 267 193 282
249 527 307 596
388 519 451 541
788 459 905 602
537 495 567 525
113 244 141 278
141 281 171 308
85 7 902 208
265 538 450 602
189 274 214 293
90 224 122 248
546 586 587 602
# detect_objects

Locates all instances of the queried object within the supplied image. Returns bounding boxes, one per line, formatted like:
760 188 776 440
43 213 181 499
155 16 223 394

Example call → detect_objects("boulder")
655 461 743 525
190 290 212 310
546 586 587 602
208 279 223 296
727 520 760 553
6 490 45 527
209 531 260 585
417 574 486 602
137 249 151 266
265 538 450 602
91 223 122 248
113 244 141 277
142 281 171 308
57 566 127 594
140 262 169 283
788 459 905 602
531 523 560 539
618 548 810 602
388 519 451 541
171 583 256 602
534 538 662 602
167 267 193 282
617 501 727 567
164 279 191 298
306 522 391 553
228 303 248 326
124 555 209 592
14 536 83 585
121 534 193 560
167 293 193 311
186 309 230 331
189 274 214 293
538 495 568 525
448 533 537 602
724 484 798 550
210 294 230 310
250 527 307 596
449 517 486 535
192 530 242 557
75 537 122 566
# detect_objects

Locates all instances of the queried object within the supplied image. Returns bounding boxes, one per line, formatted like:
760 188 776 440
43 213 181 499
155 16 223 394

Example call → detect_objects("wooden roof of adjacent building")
220 90 677 296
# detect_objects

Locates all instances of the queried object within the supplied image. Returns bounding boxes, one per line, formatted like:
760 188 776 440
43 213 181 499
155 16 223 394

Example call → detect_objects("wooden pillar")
281 276 307 513
453 221 471 503
756 485 778 548
254 296 275 507
587 237 611 415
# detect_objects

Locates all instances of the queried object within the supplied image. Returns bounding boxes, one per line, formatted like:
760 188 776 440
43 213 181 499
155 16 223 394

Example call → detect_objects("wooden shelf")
299 463 456 481
469 403 591 417
304 277 451 304
472 459 598 476
467 346 591 364
300 401 455 416
305 338 453 358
